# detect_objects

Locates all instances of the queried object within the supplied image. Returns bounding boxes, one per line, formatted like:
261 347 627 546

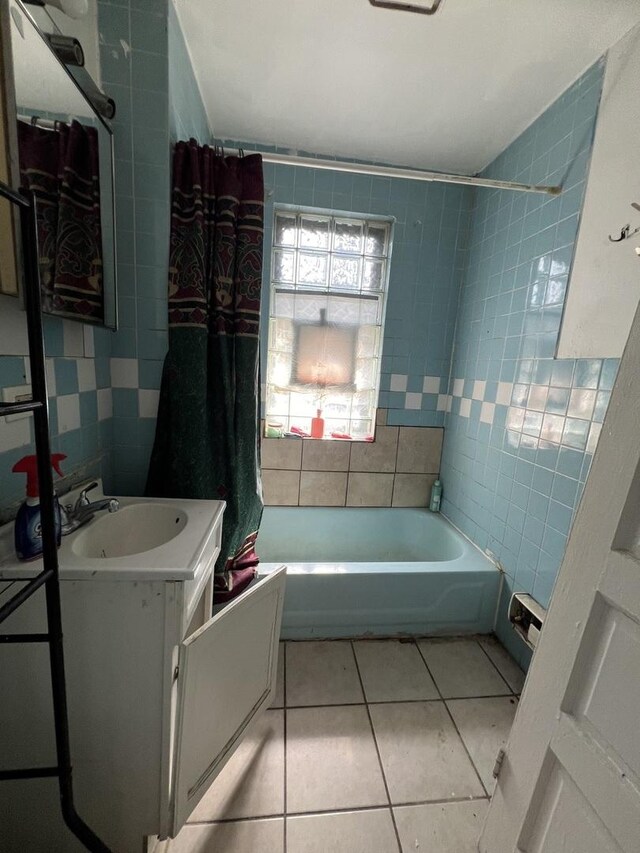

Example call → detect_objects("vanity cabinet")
0 496 286 853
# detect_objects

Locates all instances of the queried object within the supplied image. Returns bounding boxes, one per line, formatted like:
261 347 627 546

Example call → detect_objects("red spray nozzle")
12 454 66 499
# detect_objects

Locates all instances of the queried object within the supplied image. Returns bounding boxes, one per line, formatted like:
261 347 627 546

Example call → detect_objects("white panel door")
480 300 640 852
171 566 286 835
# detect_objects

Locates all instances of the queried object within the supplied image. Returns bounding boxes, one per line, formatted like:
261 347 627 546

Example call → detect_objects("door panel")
171 566 286 835
480 297 640 852
524 763 622 853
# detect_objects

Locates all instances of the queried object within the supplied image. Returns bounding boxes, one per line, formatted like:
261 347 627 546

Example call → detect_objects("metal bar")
274 285 379 301
0 400 42 415
0 569 54 625
256 151 561 195
17 192 111 852
0 179 29 207
0 633 50 643
0 767 59 781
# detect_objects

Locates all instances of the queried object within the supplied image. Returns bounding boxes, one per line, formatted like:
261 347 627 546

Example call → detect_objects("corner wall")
440 61 616 666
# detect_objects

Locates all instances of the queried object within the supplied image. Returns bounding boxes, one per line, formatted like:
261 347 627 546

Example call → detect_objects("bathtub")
257 507 500 639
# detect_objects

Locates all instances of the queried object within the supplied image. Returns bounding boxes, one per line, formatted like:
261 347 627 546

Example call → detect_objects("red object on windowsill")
290 425 310 437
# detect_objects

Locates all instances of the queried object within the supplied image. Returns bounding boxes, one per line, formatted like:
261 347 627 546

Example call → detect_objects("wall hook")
609 224 640 243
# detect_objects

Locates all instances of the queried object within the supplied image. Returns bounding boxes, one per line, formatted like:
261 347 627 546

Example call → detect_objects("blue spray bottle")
12 453 66 561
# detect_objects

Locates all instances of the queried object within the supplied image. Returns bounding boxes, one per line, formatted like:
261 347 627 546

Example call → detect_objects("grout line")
349 641 403 853
474 637 519 696
283 692 512 710
414 640 490 799
187 794 490 826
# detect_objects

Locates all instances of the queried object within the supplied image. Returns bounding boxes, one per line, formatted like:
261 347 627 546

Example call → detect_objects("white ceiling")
174 0 640 174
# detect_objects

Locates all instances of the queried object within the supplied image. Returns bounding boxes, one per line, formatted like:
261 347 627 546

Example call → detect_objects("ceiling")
174 0 640 175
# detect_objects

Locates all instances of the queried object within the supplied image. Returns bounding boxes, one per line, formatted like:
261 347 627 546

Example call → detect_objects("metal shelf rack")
0 181 110 851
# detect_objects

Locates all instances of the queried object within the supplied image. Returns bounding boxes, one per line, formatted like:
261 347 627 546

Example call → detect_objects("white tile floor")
167 636 523 853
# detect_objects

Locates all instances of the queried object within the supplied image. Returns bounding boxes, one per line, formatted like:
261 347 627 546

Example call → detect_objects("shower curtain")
18 119 104 322
146 141 265 601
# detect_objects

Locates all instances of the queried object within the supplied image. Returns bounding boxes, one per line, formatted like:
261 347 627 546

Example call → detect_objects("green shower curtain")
146 141 264 599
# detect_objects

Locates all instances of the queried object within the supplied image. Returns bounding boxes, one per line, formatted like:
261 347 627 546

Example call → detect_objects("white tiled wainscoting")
261 413 443 507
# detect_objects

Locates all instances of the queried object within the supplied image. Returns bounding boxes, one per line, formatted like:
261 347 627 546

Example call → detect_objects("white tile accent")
452 378 464 397
390 373 408 392
76 359 96 392
82 325 95 358
110 357 139 388
496 381 513 406
480 401 495 425
56 394 81 434
472 379 486 401
62 320 84 357
0 417 31 452
446 394 453 413
437 393 449 411
459 397 471 418
422 375 441 394
404 391 422 410
23 356 31 384
138 389 160 419
45 359 56 397
97 388 113 421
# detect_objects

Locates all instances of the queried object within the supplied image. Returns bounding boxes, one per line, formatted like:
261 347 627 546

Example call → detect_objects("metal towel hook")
608 202 640 243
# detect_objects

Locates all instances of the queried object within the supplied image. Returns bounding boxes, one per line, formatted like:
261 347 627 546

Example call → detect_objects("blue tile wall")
0 315 113 523
98 0 173 495
168 2 211 144
439 61 615 667
218 139 472 427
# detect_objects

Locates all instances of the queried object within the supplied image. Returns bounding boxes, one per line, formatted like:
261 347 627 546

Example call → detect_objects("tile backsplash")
440 61 612 666
0 313 113 522
262 412 442 507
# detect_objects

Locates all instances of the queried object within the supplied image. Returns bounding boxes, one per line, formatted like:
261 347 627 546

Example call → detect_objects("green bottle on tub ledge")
429 479 442 512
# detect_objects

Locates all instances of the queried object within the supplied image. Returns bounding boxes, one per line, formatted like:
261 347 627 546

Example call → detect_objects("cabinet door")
171 567 286 834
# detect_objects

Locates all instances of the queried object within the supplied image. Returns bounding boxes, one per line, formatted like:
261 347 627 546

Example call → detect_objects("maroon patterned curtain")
18 119 104 322
146 141 265 603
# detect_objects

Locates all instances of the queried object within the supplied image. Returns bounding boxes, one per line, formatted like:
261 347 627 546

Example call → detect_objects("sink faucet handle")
75 481 99 511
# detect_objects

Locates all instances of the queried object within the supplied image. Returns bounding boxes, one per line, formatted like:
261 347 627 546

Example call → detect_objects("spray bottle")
12 453 66 561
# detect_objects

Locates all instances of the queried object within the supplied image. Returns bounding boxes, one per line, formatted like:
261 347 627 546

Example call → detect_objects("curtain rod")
253 151 561 195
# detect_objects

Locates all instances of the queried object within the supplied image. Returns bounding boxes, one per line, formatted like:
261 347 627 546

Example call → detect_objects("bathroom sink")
0 481 225 582
71 502 188 559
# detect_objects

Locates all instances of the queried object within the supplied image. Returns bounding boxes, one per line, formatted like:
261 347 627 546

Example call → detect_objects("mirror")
0 0 117 328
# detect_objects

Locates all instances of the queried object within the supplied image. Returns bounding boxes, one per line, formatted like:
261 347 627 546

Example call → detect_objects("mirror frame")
0 0 118 330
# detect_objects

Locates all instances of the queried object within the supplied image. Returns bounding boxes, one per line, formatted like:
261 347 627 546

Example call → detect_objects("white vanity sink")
71 502 188 559
0 477 287 852
0 481 225 581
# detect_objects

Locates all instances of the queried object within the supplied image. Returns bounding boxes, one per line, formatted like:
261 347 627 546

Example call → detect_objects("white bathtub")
257 507 500 639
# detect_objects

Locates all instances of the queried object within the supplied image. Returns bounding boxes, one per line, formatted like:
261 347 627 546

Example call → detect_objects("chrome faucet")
60 481 120 535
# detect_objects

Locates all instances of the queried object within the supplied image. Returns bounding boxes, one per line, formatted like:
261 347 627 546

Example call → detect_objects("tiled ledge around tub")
260 412 443 508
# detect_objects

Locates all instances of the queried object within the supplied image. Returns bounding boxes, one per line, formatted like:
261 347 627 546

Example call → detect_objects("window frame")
265 204 393 442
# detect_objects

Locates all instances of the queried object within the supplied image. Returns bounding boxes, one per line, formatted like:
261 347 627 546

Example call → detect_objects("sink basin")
71 502 188 559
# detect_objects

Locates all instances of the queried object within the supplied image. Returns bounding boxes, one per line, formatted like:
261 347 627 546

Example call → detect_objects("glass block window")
265 208 392 441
